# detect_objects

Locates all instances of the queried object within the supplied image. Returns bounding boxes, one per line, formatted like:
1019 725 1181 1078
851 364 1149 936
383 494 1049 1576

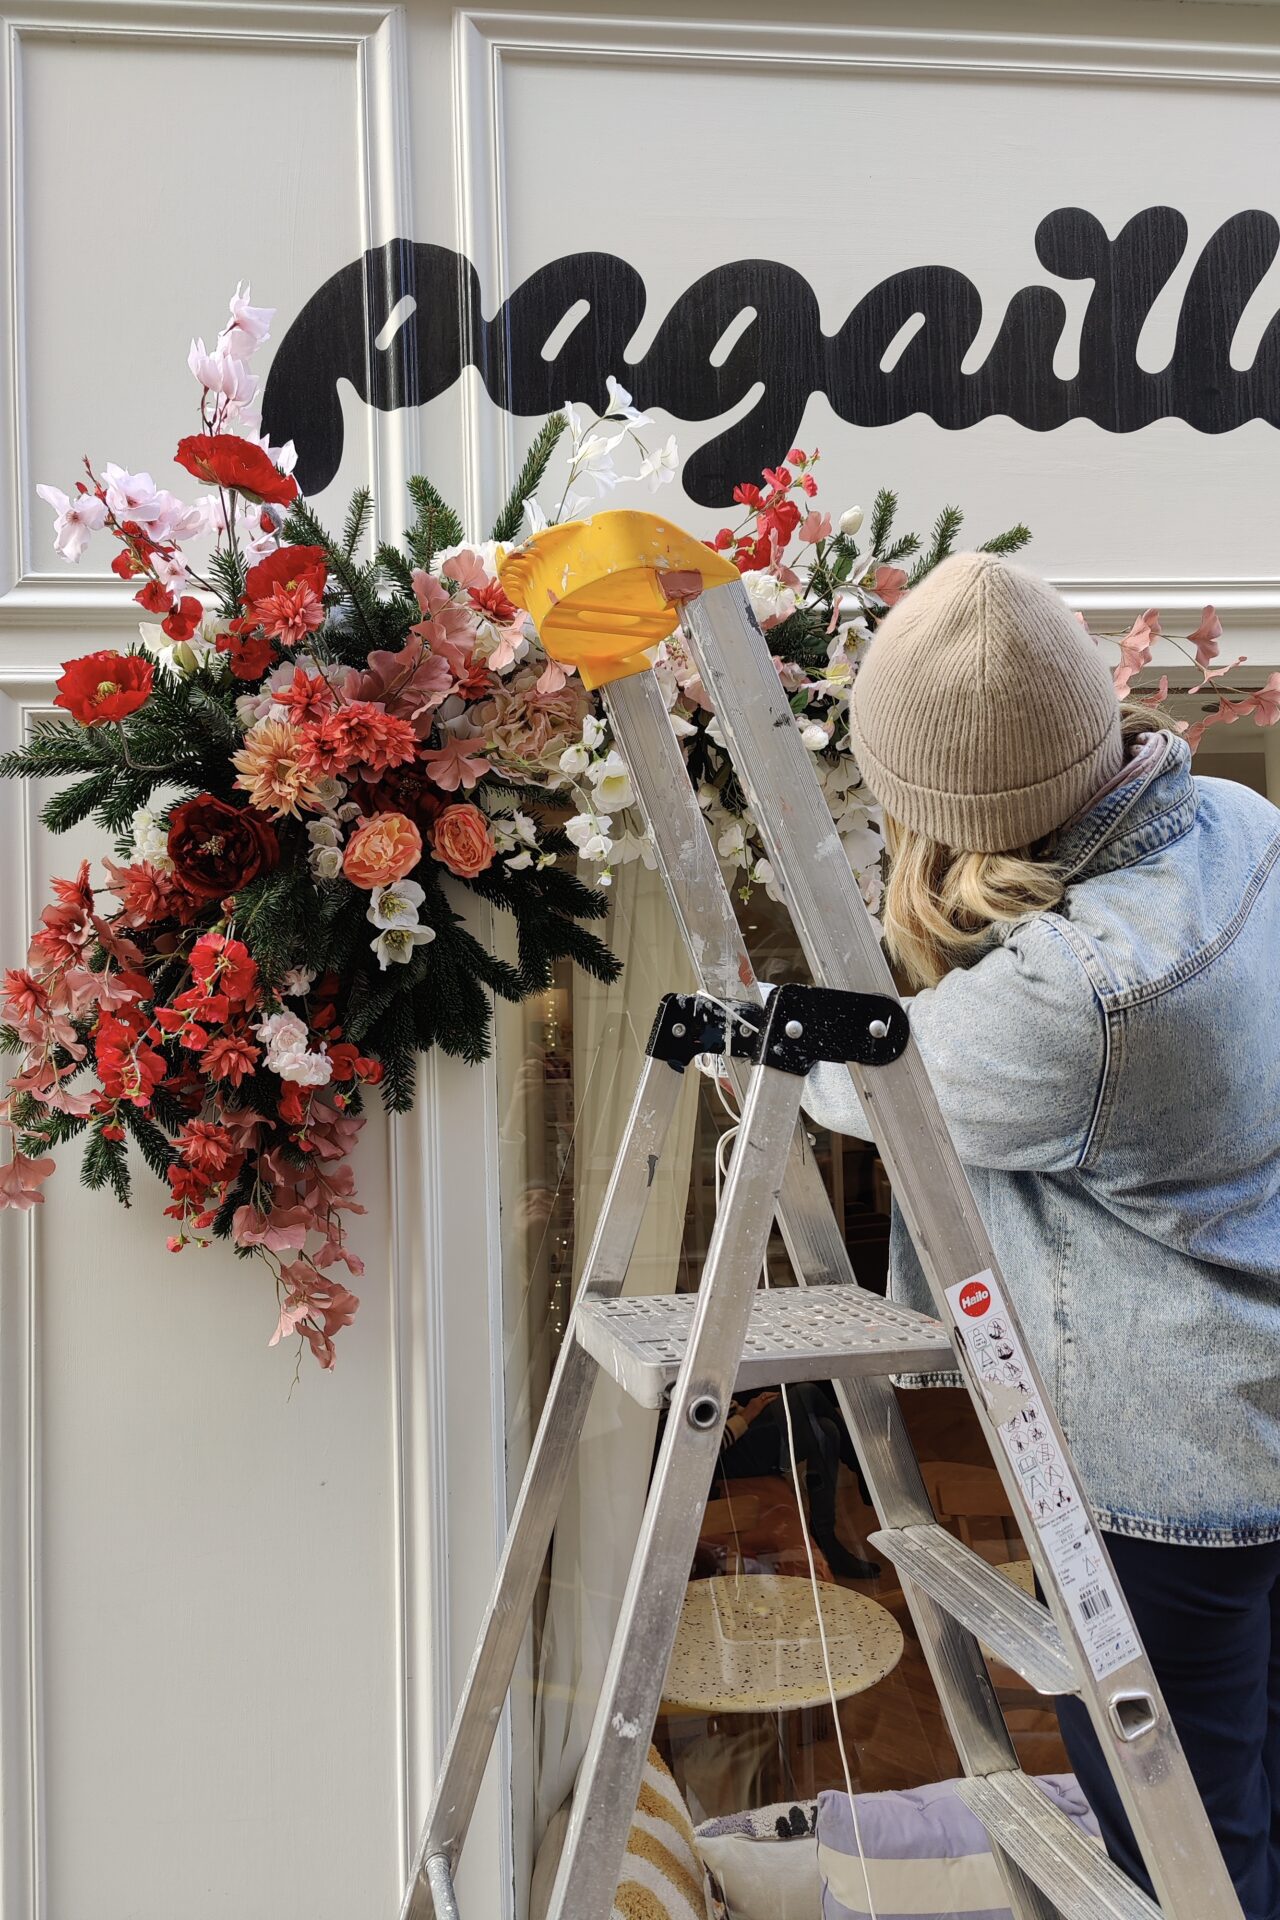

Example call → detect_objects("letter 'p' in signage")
263 207 1280 508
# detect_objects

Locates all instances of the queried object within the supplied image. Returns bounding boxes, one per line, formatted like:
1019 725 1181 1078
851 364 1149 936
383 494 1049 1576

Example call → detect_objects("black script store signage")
263 207 1280 509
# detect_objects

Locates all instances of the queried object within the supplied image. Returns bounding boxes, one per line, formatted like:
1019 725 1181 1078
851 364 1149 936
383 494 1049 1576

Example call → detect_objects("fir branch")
0 718 118 782
341 487 373 561
121 1105 177 1180
405 476 463 571
911 506 965 584
879 532 922 565
207 542 247 615
869 489 898 554
489 413 567 544
82 1121 131 1205
40 769 121 834
375 542 416 594
979 523 1033 557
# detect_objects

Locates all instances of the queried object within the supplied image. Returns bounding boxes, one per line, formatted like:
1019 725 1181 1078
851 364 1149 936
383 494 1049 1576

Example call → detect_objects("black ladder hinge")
645 993 765 1071
750 982 909 1073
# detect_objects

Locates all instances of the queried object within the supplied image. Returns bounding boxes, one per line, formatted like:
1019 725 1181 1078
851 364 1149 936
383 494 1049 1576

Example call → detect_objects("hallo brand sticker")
957 1279 991 1318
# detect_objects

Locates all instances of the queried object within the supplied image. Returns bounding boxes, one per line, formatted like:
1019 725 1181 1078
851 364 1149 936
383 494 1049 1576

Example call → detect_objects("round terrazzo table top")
662 1572 903 1713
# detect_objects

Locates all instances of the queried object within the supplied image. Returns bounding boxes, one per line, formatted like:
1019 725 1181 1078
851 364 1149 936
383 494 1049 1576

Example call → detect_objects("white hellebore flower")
280 967 316 998
839 506 864 536
35 484 107 563
367 879 426 931
373 925 436 971
588 749 635 813
307 818 342 849
310 847 344 881
742 569 798 628
637 434 679 491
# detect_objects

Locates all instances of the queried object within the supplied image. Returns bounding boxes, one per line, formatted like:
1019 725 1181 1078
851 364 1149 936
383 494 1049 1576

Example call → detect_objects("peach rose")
431 803 496 879
342 812 422 888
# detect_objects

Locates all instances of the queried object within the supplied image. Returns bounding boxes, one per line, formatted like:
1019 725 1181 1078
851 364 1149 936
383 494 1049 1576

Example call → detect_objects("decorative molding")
0 677 59 1920
0 10 514 1915
0 1 412 615
454 9 1280 646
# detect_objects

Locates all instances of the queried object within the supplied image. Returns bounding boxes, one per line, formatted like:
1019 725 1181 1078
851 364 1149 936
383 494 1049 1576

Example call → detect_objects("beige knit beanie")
848 552 1124 852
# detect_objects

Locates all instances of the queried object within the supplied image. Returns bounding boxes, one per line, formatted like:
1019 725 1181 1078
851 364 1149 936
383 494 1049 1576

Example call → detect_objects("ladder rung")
955 1772 1162 1920
574 1286 954 1407
868 1522 1077 1696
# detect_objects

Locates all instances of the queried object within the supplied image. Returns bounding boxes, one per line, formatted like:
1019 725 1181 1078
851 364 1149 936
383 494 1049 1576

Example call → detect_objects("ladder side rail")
401 1056 687 1919
680 584 1244 1920
601 672 1061 1920
548 1064 807 1918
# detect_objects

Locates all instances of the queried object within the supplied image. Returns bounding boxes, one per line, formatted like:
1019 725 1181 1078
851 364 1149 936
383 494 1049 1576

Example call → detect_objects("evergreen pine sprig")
405 476 463 570
489 414 567 544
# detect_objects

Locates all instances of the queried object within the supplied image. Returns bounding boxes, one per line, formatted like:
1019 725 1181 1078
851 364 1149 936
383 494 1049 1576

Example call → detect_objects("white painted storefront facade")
2 3 1280 1915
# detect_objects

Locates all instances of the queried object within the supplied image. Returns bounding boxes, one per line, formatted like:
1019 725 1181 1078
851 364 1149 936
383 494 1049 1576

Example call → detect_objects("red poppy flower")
216 618 277 681
135 580 174 615
55 650 155 727
174 434 298 506
244 545 327 606
161 595 203 641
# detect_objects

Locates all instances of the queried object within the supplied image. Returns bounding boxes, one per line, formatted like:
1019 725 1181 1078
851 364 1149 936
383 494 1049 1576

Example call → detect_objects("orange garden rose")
342 812 423 889
431 804 496 879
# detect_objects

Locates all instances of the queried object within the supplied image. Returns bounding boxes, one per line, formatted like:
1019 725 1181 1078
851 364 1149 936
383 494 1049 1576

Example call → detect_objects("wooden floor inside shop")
658 1385 1069 1823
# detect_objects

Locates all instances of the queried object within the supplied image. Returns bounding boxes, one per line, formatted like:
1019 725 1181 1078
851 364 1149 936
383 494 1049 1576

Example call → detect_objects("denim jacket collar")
1052 731 1198 881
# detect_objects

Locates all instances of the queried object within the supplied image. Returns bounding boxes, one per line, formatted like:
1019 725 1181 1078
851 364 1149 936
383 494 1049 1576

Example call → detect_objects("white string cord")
710 1069 877 1919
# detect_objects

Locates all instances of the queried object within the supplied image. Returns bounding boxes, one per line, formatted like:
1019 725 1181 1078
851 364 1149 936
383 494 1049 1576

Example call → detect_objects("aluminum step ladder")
399 511 1242 1920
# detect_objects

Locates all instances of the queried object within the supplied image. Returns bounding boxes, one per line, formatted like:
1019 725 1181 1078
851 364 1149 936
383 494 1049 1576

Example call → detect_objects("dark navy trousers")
1054 1533 1280 1920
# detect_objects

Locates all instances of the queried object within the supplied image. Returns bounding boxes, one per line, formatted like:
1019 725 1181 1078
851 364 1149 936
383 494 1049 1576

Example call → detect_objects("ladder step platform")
573 1285 954 1407
868 1522 1077 1697
955 1773 1162 1920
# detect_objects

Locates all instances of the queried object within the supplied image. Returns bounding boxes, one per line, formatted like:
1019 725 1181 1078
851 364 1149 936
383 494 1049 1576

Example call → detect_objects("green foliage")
405 475 463 571
82 1120 131 1205
980 523 1033 557
341 487 373 561
489 414 567 544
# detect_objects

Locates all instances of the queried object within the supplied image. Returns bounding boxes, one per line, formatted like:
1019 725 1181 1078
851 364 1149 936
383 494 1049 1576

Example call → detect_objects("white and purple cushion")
817 1775 1098 1919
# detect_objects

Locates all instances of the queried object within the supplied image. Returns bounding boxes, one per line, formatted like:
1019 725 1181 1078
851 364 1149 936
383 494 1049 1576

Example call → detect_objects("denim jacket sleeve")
799 915 1106 1173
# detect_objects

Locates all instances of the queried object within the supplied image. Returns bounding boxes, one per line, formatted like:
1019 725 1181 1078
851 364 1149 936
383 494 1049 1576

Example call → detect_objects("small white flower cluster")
256 1009 332 1085
525 377 679 534
366 880 436 971
492 811 555 873
129 807 173 873
555 713 653 886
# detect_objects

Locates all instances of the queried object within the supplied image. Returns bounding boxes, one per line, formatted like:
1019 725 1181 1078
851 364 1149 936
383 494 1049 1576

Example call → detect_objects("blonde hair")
882 703 1165 988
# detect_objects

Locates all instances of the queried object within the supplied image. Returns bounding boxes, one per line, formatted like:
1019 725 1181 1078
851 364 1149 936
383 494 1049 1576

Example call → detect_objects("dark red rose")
174 433 298 507
55 650 154 726
167 794 279 901
243 544 327 607
368 759 448 835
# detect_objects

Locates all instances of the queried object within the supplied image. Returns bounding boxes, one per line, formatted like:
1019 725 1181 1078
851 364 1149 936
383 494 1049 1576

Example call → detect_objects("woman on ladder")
799 551 1280 1919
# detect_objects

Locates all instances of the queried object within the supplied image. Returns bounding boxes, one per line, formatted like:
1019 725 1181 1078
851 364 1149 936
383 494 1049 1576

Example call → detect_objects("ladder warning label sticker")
943 1269 1141 1683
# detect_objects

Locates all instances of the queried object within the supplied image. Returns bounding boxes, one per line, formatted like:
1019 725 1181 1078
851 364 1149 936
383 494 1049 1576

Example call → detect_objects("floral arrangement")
0 290 645 1368
4 290 1274 1372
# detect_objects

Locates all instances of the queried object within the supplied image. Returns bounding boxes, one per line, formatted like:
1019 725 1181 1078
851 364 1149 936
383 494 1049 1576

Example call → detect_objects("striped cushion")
611 1747 711 1920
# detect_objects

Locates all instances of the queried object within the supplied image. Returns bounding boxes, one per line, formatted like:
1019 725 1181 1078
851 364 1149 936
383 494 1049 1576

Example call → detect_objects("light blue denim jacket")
801 733 1280 1545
